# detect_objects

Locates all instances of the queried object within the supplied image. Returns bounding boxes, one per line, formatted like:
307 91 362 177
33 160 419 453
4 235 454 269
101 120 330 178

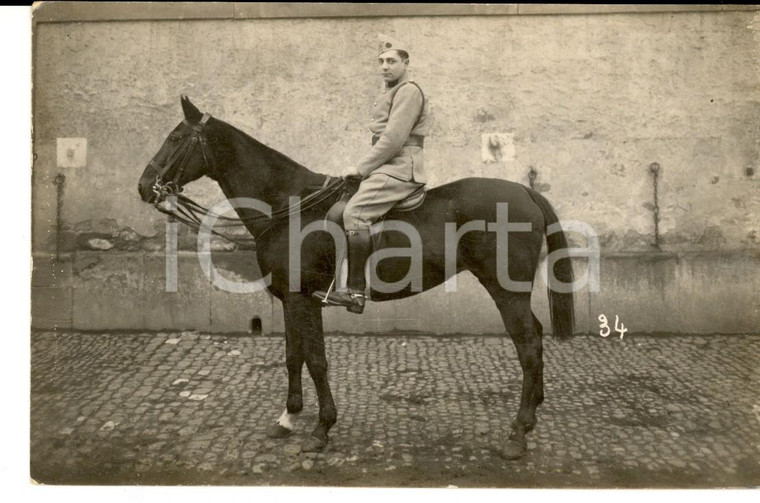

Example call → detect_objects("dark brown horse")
137 96 575 460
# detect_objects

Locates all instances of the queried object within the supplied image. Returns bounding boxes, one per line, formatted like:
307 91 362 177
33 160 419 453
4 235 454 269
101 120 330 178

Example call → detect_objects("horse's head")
137 95 216 204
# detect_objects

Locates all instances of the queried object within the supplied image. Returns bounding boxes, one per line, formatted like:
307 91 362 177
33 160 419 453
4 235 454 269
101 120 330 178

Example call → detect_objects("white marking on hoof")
277 409 297 430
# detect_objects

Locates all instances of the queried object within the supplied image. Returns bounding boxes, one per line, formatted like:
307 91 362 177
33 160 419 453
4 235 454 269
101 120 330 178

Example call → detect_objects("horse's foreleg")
266 296 305 439
301 300 337 452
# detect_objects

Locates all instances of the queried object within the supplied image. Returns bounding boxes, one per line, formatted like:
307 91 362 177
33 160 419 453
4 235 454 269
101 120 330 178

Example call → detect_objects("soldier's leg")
314 174 421 313
343 174 422 231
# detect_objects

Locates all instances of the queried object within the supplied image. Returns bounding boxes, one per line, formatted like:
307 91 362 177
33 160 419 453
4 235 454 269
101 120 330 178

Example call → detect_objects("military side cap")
378 33 410 56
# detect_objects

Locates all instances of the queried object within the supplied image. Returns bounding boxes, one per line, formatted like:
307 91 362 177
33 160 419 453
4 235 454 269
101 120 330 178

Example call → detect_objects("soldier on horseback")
314 34 431 314
140 87 574 459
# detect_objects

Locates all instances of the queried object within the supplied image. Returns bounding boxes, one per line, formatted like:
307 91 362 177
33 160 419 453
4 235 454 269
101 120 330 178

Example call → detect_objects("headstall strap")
152 112 214 202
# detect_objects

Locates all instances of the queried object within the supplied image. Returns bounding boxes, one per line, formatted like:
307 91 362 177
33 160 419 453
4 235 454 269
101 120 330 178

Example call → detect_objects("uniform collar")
385 72 411 90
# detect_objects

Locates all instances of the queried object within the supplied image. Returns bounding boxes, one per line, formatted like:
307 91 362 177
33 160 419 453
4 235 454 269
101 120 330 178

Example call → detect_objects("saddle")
324 176 426 229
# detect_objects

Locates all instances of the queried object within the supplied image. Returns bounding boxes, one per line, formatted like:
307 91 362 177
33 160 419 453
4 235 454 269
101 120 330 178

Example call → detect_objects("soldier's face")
378 51 408 84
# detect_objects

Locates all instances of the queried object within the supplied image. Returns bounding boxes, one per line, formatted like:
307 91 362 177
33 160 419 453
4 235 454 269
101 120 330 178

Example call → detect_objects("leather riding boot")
313 229 370 314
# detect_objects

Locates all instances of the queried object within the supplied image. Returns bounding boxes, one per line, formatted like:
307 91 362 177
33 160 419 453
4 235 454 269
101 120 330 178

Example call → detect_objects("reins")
154 175 345 245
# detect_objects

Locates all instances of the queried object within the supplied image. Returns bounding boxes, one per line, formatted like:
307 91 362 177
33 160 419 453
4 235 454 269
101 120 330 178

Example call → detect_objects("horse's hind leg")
266 295 306 439
531 313 545 408
481 283 544 460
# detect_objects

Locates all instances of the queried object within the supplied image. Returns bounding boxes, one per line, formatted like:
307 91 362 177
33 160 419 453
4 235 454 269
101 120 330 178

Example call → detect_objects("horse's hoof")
265 423 293 439
501 439 527 460
302 434 327 453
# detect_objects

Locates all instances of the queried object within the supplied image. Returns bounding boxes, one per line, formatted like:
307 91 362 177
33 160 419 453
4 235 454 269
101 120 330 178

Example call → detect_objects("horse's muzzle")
138 178 159 204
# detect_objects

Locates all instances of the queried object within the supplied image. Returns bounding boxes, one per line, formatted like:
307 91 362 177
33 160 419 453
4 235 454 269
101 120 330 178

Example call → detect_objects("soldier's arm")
355 85 423 178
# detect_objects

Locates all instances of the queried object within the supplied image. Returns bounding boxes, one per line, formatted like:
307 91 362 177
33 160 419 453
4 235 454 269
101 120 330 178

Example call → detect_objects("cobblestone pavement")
30 331 760 488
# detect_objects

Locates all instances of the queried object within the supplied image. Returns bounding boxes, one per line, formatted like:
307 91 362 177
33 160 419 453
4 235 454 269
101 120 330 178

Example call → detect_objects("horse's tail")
526 188 575 340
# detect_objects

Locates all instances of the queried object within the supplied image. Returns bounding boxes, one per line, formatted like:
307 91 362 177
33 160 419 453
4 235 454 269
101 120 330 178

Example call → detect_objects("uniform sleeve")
355 84 423 178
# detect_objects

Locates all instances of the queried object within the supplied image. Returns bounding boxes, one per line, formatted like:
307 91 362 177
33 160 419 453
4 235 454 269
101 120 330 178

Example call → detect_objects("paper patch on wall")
481 133 514 163
57 138 87 168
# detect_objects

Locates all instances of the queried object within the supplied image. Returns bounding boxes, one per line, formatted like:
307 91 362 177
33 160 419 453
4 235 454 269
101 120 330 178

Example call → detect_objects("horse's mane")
221 119 311 174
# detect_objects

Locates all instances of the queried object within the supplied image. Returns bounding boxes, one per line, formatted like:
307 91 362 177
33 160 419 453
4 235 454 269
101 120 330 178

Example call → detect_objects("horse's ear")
180 94 202 123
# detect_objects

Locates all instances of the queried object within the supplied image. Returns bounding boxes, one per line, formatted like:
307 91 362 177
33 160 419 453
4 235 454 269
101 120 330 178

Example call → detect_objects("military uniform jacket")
355 73 430 183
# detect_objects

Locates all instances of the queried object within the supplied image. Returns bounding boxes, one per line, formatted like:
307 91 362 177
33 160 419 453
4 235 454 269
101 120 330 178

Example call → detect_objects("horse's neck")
213 125 326 211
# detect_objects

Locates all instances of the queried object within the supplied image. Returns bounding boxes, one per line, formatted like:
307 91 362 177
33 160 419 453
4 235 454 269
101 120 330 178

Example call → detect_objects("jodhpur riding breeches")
342 172 424 232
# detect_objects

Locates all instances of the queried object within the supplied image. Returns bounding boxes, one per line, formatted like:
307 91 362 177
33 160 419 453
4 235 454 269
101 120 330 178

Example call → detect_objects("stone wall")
31 5 760 334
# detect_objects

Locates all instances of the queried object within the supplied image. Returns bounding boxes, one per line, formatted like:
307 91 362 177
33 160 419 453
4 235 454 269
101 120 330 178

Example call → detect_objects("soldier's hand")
342 165 361 178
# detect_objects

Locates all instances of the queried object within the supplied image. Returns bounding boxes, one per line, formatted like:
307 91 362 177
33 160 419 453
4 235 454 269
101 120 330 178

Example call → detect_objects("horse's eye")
168 135 180 143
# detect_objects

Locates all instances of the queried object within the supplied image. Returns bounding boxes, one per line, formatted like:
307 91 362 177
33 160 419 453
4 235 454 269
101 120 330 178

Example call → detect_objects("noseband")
148 112 212 202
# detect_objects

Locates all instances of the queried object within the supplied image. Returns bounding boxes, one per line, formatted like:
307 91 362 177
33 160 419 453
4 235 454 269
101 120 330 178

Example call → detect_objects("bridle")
145 111 347 244
147 112 212 202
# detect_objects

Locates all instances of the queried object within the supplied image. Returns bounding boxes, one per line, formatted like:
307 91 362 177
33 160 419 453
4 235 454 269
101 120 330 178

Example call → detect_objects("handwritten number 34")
599 314 628 339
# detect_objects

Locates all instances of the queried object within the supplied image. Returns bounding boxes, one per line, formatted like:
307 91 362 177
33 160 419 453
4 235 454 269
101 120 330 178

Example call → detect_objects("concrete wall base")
31 250 759 335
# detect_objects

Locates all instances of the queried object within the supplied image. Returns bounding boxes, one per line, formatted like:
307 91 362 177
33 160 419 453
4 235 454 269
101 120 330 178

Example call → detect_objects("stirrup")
313 289 366 314
313 290 364 305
